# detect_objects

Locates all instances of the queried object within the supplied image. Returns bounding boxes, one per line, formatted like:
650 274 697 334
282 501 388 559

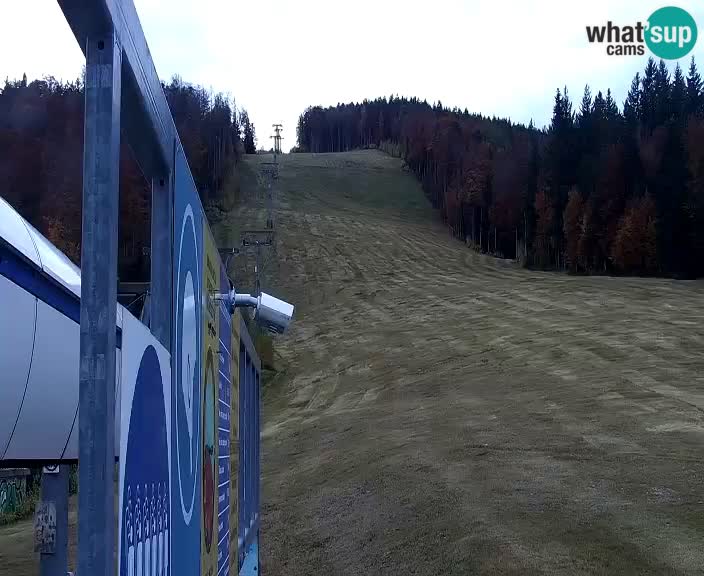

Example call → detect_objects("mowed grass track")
225 150 704 575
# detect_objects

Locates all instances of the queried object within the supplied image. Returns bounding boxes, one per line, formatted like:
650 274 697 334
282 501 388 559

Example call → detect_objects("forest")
0 73 256 281
296 57 704 278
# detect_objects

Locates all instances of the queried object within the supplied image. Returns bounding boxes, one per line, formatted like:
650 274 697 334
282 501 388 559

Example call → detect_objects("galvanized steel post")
78 32 121 576
150 173 173 349
38 466 69 576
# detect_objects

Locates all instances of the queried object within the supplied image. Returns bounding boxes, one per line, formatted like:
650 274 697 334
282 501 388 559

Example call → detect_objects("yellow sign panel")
201 226 219 576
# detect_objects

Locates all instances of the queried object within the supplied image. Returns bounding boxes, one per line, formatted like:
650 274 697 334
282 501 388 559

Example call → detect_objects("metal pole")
78 32 121 576
150 174 173 349
255 243 262 296
39 466 69 576
266 172 273 230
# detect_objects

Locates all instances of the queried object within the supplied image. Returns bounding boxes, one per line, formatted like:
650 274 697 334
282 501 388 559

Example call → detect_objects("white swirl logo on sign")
175 204 201 526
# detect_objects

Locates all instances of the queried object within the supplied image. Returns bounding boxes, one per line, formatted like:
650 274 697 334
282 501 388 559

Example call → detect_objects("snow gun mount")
213 289 294 335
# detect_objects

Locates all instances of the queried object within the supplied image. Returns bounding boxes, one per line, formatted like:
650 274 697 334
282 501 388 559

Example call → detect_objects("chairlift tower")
270 124 283 155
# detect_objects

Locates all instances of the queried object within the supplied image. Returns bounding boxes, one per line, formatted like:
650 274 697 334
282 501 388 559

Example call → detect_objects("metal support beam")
58 0 178 178
39 466 69 576
78 32 121 576
150 173 173 349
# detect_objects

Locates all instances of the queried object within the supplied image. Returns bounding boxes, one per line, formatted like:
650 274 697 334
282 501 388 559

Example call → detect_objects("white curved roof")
0 196 81 297
0 196 41 267
0 195 125 462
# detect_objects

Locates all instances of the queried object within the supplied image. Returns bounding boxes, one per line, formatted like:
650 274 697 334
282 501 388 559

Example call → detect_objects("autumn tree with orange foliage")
611 196 658 274
563 188 584 273
533 190 554 269
1 74 246 281
684 117 704 276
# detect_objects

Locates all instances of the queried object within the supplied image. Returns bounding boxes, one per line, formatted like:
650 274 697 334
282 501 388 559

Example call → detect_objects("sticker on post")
34 501 57 554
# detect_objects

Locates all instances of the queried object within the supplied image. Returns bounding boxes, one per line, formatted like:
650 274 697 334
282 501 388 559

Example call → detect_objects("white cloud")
0 0 83 82
2 0 704 149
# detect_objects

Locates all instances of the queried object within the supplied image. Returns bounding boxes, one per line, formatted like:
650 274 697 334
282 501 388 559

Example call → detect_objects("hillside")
219 150 704 575
296 59 704 279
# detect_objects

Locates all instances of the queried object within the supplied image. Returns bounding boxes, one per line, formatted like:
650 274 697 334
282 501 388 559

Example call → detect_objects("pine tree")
592 90 606 131
546 87 576 261
231 98 241 147
246 121 256 153
671 63 686 122
239 109 256 154
578 85 592 129
623 73 641 126
641 57 658 129
562 87 574 125
623 73 643 199
551 89 563 130
605 89 619 120
654 59 671 126
576 86 596 197
686 56 703 116
652 57 686 274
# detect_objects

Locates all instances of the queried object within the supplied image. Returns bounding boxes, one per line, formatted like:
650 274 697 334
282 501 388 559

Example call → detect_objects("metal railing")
238 319 262 572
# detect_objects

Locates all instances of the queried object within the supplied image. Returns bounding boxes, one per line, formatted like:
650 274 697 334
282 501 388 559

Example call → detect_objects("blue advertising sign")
172 144 204 576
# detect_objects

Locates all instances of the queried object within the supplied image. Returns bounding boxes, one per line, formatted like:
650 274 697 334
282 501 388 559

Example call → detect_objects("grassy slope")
222 150 704 576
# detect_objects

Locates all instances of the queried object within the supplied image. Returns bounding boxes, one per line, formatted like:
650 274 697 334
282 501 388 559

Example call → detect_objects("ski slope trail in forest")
224 150 704 576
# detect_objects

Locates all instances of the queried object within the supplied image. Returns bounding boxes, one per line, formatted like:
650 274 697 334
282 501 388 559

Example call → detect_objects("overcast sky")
2 0 704 151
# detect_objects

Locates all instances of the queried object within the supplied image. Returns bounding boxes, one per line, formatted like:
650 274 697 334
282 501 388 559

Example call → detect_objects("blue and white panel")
0 275 36 459
4 299 79 460
118 311 171 576
172 143 204 575
217 264 232 576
